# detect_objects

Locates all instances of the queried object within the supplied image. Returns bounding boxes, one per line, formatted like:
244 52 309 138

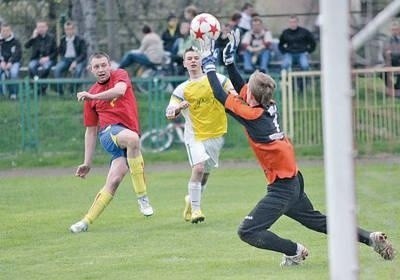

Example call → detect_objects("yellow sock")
84 190 113 224
127 155 147 197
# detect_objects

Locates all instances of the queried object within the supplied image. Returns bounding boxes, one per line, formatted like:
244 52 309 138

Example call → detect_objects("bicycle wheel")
137 68 172 94
140 128 174 153
136 68 156 94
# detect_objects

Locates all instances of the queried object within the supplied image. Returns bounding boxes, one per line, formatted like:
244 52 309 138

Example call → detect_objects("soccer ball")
190 13 221 42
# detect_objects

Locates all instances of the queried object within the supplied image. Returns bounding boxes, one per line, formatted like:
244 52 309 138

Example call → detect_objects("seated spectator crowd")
0 19 88 99
0 5 321 100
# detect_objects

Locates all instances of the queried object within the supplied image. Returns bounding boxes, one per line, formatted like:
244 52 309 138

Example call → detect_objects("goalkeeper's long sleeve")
226 63 245 93
206 71 228 105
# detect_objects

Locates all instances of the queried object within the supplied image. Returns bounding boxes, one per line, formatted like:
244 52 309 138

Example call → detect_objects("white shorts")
185 135 225 172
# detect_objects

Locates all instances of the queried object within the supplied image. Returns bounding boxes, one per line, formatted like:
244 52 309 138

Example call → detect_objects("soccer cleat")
280 243 309 267
183 195 192 221
370 232 395 260
137 195 154 216
70 220 88 233
191 210 205 224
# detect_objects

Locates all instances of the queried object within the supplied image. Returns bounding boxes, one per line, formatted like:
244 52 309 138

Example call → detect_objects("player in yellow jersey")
166 46 235 224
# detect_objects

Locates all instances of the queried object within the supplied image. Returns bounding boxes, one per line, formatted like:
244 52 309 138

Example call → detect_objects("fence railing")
280 66 400 151
1 67 399 157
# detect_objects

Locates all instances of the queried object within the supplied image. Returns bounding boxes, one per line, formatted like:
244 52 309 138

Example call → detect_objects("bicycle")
140 120 184 153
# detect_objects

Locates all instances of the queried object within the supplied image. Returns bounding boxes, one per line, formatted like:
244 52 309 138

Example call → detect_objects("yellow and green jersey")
169 73 234 141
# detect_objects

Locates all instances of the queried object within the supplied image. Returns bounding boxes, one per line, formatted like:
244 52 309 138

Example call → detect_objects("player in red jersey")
70 52 153 233
200 31 394 265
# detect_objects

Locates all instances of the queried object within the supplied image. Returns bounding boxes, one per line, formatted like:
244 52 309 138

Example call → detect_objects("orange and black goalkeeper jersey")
206 67 298 184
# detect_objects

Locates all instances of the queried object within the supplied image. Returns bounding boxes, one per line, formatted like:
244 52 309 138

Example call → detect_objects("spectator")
241 16 273 74
229 12 242 30
118 24 164 71
383 20 400 97
278 15 316 71
237 3 254 35
175 21 199 75
25 20 57 95
0 23 22 100
183 4 198 23
215 22 234 66
54 20 87 95
161 14 180 55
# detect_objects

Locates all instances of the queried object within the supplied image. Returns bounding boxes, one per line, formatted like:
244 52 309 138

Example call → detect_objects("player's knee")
125 134 140 151
192 164 205 177
237 223 251 242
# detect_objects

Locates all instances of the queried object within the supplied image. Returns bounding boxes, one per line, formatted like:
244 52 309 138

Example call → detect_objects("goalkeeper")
199 29 395 266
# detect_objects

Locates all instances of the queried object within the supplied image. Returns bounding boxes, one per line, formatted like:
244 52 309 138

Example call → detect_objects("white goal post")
320 0 400 279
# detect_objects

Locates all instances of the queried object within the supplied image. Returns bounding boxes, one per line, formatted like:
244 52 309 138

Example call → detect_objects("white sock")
189 181 202 211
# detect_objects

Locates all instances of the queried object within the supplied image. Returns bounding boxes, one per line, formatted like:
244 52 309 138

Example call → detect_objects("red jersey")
83 69 140 134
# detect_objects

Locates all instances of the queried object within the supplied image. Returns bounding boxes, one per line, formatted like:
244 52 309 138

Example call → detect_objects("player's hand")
77 91 90 101
32 28 38 38
69 61 77 72
165 105 178 119
199 37 217 73
75 164 91 178
178 101 189 110
223 28 240 65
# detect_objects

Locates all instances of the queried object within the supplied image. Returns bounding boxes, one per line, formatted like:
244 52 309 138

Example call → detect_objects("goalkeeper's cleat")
183 195 192 222
137 195 154 217
370 232 395 260
280 243 309 267
70 220 88 233
191 210 205 224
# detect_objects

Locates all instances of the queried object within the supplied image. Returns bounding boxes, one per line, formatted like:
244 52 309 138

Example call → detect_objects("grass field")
1 160 399 280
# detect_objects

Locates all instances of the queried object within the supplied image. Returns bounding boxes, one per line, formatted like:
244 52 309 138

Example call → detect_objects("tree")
80 0 97 54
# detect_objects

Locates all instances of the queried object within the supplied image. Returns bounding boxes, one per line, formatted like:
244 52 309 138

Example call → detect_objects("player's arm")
206 71 229 105
77 82 127 101
222 29 245 93
166 99 189 119
75 126 98 178
226 64 245 93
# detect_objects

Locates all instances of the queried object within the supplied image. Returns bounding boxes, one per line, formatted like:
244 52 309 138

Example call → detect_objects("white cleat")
370 232 395 260
280 243 309 267
70 220 88 233
137 195 154 216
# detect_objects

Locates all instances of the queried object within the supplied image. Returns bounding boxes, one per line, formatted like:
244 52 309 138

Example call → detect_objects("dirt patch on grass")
0 155 399 179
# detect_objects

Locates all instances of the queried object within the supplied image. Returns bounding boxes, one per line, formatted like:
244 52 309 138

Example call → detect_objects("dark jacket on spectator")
278 27 316 54
161 29 181 53
25 33 57 61
58 35 87 63
0 33 22 63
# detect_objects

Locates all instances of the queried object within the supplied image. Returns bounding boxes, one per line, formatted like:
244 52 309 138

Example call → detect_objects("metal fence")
280 66 400 152
1 67 399 157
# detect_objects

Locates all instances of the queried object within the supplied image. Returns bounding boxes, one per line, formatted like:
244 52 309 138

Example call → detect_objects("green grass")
1 161 399 279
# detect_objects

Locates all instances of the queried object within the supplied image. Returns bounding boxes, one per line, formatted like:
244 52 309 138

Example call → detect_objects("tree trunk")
80 0 98 55
105 0 119 60
71 0 84 36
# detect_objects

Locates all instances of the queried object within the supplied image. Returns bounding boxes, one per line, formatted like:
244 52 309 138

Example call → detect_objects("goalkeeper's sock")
127 155 147 197
189 181 202 211
84 190 113 224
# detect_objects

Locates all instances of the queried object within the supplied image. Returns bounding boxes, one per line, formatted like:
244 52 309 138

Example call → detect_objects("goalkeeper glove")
223 28 241 65
199 37 218 73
